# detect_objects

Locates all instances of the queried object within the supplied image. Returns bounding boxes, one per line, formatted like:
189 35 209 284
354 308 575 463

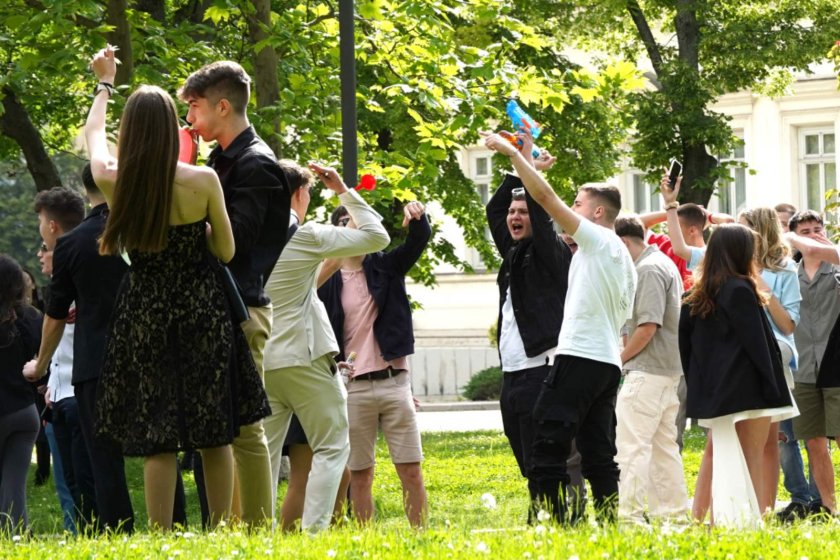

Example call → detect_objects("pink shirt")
340 268 408 377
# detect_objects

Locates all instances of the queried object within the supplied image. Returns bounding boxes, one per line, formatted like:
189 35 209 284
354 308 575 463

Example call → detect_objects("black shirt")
47 203 128 384
207 126 291 307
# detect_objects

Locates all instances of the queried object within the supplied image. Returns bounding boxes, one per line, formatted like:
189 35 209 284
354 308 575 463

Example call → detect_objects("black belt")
352 366 405 382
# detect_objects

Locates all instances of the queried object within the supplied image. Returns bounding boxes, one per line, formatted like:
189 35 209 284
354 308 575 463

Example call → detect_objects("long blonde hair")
738 207 790 272
99 85 178 255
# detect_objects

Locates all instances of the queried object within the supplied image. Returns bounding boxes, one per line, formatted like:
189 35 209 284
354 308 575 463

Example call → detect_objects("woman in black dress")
84 46 269 530
679 224 794 526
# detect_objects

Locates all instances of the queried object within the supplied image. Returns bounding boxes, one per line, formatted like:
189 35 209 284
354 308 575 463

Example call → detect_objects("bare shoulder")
175 163 220 191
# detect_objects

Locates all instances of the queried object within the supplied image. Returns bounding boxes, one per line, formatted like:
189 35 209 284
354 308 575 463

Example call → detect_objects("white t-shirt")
555 219 637 368
499 287 555 372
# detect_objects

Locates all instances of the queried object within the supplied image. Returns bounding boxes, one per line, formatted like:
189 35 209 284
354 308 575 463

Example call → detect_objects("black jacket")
486 174 571 358
318 215 432 362
0 305 42 415
679 278 791 419
47 203 128 384
208 126 291 307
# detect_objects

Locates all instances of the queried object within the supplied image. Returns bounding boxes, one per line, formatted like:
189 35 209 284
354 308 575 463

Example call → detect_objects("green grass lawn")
5 427 840 559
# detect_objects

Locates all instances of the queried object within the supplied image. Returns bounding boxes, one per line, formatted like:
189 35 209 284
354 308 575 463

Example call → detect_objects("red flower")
355 174 377 191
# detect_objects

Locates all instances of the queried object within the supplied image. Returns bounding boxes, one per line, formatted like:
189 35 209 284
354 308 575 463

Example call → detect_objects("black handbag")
217 263 250 324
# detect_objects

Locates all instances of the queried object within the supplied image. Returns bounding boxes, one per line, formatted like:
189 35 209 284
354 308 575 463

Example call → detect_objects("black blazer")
679 277 791 419
318 215 431 362
486 174 571 358
46 203 128 384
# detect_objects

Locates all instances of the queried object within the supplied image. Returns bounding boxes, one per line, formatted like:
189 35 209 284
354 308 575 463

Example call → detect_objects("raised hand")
401 201 425 227
660 171 682 206
308 162 348 194
480 131 519 157
90 44 118 84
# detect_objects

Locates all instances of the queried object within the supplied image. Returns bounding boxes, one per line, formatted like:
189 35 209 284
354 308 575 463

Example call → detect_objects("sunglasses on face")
38 242 48 253
338 217 351 227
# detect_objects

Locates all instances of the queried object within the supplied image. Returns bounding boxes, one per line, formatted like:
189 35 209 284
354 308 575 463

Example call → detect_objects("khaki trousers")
232 305 274 525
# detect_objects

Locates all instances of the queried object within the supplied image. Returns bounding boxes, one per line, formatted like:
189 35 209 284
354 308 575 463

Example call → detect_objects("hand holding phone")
668 159 682 189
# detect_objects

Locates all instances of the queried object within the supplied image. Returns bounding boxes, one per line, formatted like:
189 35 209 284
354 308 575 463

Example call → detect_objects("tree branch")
626 0 664 79
0 87 62 191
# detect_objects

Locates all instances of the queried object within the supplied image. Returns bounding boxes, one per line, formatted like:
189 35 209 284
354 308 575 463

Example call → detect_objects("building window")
717 140 747 217
631 174 660 213
799 128 836 212
467 151 494 270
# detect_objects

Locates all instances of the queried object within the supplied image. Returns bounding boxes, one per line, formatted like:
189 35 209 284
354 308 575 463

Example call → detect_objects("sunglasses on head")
511 187 525 197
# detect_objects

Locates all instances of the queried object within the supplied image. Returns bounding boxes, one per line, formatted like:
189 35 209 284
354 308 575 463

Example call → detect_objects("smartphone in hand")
668 159 683 188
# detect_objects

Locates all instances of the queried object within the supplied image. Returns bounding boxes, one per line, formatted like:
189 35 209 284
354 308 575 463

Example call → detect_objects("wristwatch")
94 82 115 97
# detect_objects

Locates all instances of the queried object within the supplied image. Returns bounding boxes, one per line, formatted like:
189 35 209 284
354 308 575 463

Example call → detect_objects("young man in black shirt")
180 62 291 526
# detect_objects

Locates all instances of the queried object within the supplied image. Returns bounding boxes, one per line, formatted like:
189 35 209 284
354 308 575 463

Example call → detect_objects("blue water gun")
506 99 542 157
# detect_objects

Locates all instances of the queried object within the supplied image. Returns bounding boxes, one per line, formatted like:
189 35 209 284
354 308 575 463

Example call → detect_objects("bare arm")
316 258 342 288
639 211 666 230
785 232 840 265
660 173 692 261
83 46 118 201
22 315 67 382
620 323 658 365
482 132 581 236
204 170 235 262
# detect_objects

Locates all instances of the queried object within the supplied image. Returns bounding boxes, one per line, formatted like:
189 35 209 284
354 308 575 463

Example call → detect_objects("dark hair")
81 162 102 197
0 255 25 340
178 61 251 115
774 203 796 215
683 223 766 318
330 205 349 226
33 187 85 232
788 210 824 233
676 203 706 231
614 215 645 240
580 184 621 223
100 86 178 255
276 159 314 196
20 267 43 312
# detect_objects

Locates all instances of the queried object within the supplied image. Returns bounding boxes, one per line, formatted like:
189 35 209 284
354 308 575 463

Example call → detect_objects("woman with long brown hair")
739 207 801 515
0 255 42 533
84 46 270 530
679 224 794 527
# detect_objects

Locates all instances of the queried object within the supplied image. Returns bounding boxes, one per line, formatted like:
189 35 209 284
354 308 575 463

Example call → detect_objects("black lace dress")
96 221 270 456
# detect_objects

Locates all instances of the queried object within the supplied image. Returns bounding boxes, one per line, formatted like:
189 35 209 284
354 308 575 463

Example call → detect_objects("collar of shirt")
208 125 257 163
87 202 109 220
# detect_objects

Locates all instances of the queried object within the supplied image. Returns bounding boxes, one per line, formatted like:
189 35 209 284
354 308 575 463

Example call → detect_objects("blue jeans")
779 419 820 505
45 422 77 534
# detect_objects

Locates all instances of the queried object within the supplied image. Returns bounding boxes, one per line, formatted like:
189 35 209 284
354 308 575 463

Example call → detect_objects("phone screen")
668 159 682 188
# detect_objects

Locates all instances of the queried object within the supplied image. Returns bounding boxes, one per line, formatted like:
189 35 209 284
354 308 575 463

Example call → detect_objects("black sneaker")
807 503 835 521
775 502 810 523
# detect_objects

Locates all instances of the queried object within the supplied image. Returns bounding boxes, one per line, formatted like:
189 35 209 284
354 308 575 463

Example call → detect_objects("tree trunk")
245 0 282 156
106 0 134 85
0 87 62 191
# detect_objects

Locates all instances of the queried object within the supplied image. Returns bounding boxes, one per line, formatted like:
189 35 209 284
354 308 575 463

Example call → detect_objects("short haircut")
276 159 314 196
774 203 796 215
178 61 251 115
789 210 823 232
33 187 85 232
330 205 349 226
676 203 706 230
614 215 645 240
579 183 621 223
81 162 102 197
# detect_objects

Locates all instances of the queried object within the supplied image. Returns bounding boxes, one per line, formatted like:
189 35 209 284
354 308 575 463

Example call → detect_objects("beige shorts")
791 382 840 440
346 371 423 470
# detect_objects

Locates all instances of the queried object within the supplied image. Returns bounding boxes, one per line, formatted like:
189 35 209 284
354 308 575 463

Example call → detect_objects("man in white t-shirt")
483 131 637 524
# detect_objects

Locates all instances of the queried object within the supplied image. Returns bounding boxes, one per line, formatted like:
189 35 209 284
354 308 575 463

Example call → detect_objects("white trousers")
263 354 350 532
615 371 689 522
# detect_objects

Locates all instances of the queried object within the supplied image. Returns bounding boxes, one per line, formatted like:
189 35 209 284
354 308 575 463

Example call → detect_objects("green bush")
462 366 503 401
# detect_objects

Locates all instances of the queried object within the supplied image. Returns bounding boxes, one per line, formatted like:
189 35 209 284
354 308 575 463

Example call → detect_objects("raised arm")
84 46 118 201
482 131 581 236
660 173 692 262
785 231 840 265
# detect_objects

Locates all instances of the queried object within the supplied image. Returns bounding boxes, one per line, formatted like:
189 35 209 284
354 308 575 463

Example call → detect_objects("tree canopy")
1 0 643 280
